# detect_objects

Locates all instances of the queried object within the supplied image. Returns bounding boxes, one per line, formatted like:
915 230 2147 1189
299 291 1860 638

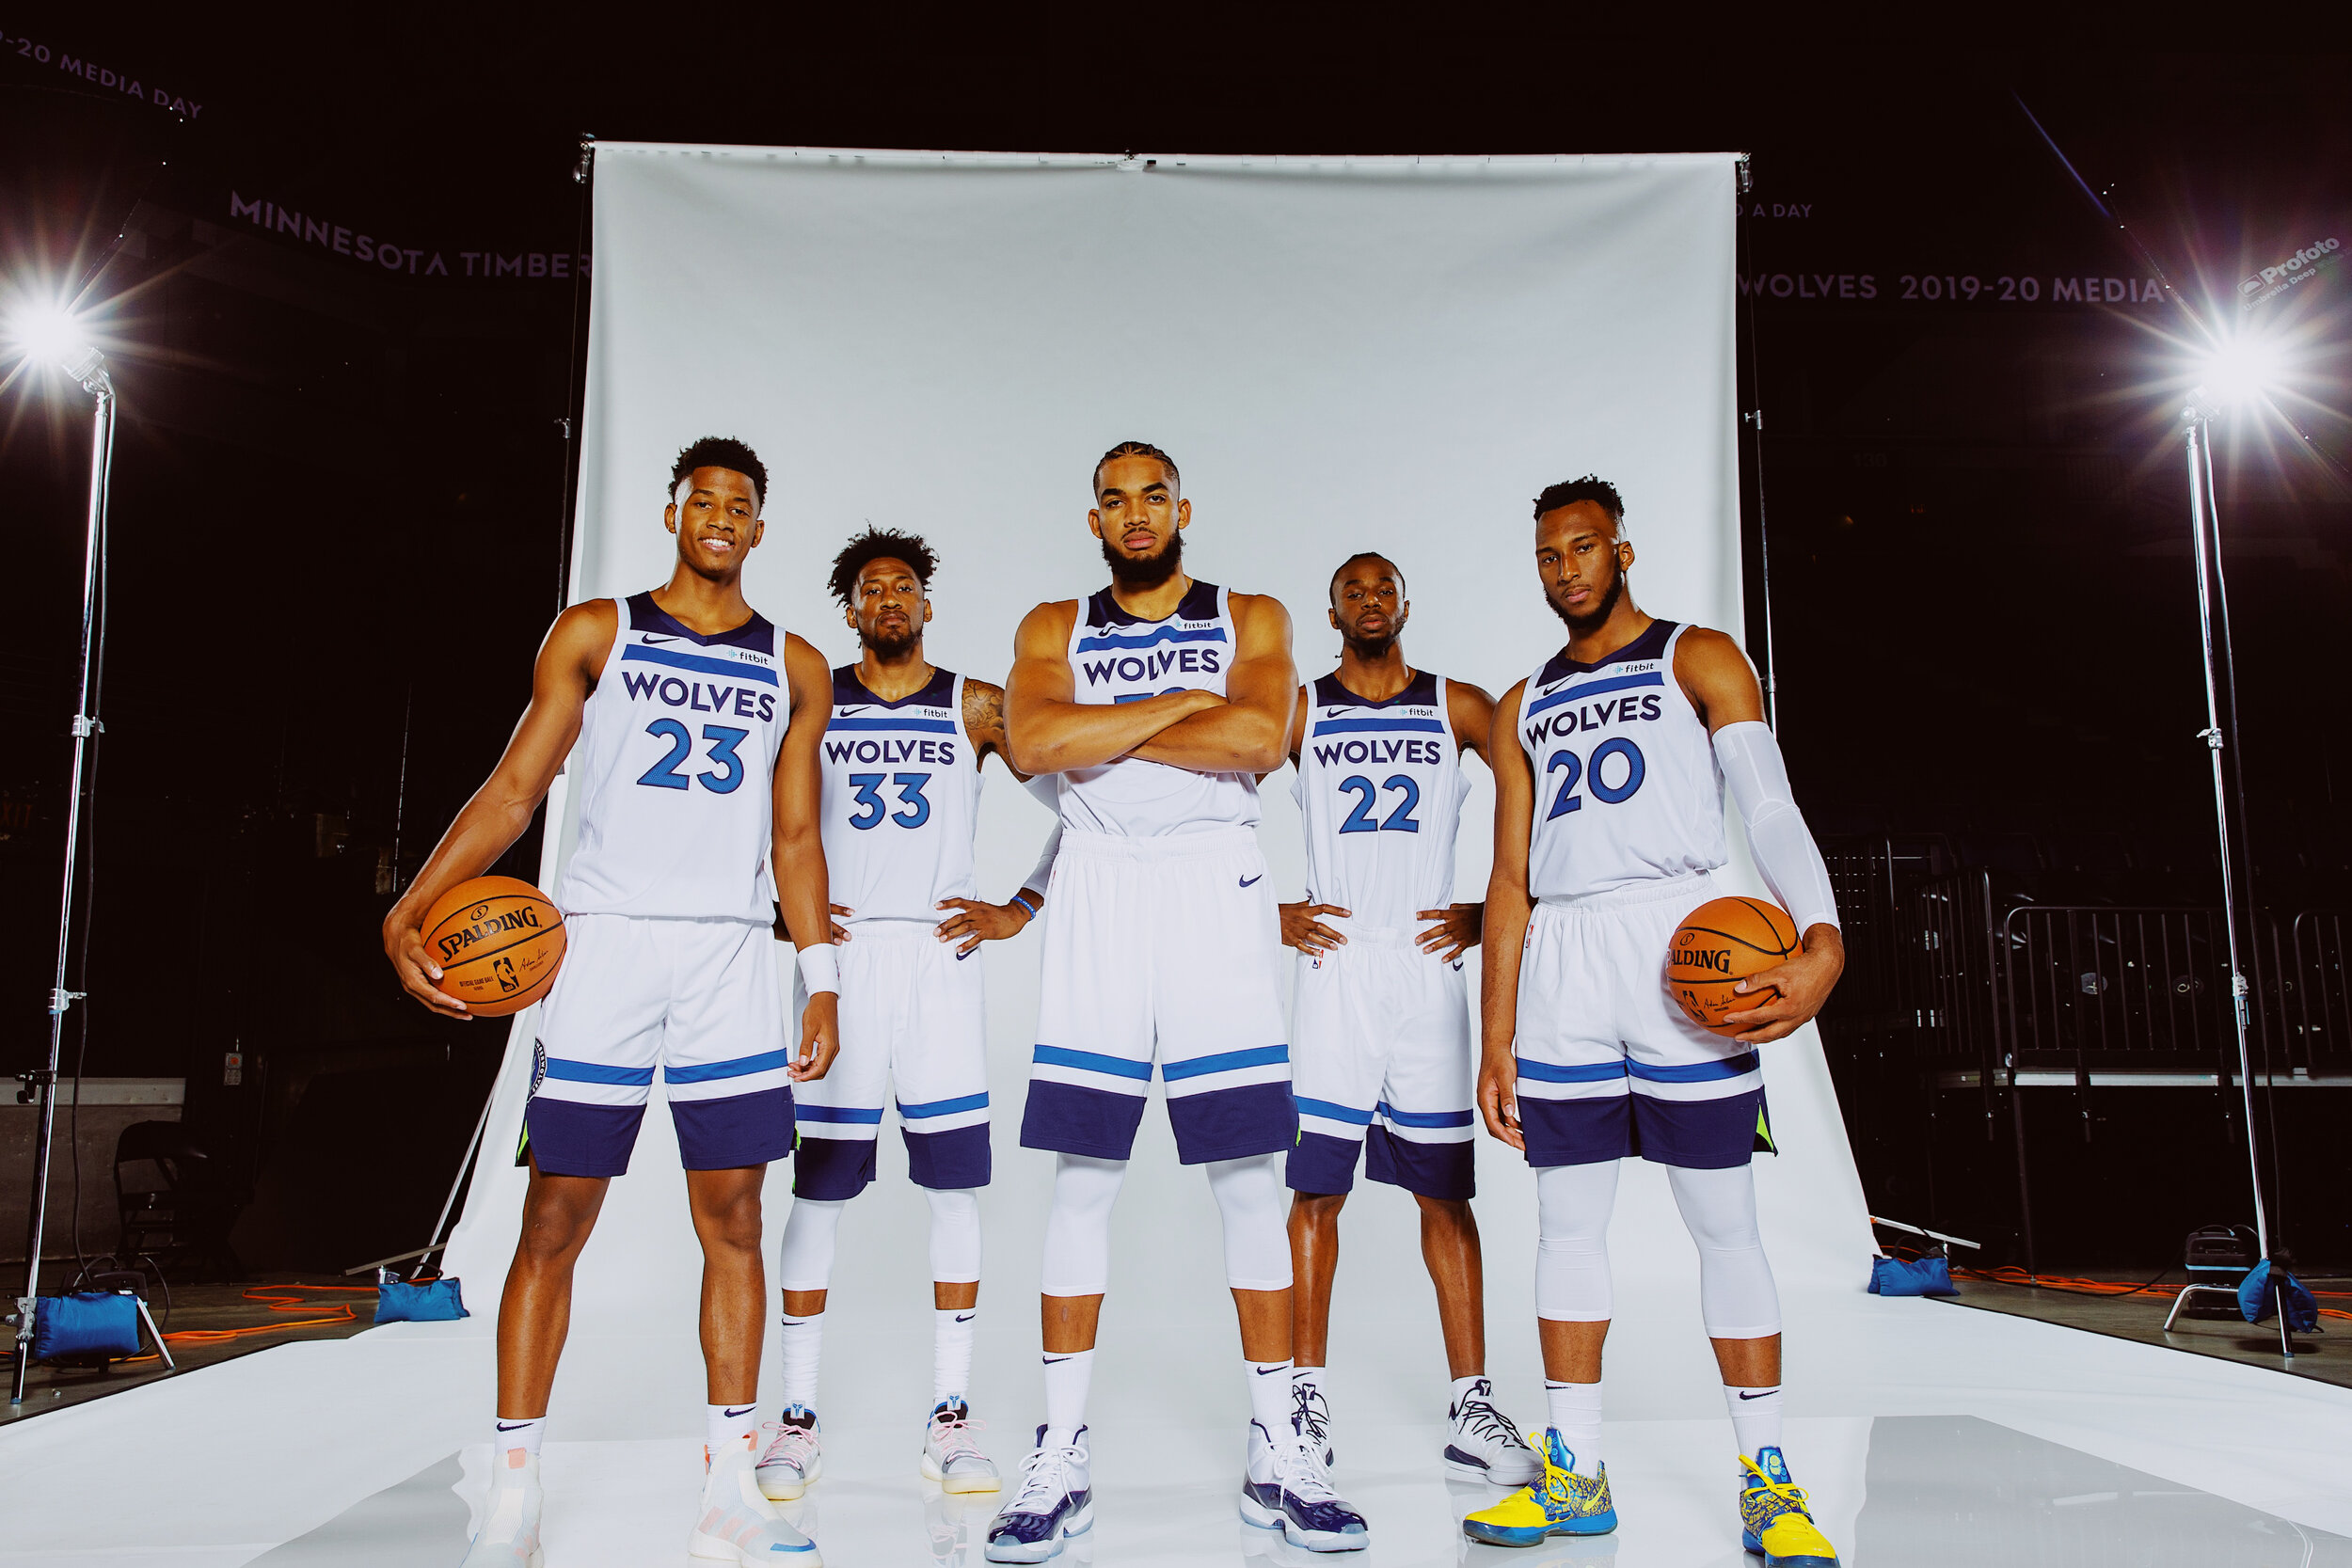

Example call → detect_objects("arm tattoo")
964 678 1008 763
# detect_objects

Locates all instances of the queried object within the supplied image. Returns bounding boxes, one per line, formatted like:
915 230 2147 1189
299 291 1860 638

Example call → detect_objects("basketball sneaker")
1739 1448 1839 1566
755 1406 823 1501
1460 1429 1615 1546
983 1426 1093 1563
460 1447 544 1567
1442 1376 1541 1486
922 1397 1001 1493
1239 1418 1371 1553
691 1433 822 1564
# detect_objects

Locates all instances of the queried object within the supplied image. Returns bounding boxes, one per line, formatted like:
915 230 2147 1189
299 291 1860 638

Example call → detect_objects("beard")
1546 557 1626 636
1341 628 1398 661
861 620 921 658
1101 528 1184 591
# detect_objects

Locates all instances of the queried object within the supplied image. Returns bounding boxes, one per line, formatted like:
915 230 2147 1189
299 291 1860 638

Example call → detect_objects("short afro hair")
1093 439 1180 498
1328 550 1406 604
1532 474 1626 529
671 436 769 509
829 526 938 609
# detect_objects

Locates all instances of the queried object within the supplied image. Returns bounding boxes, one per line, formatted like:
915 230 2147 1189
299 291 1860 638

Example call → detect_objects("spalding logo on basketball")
1665 895 1800 1037
421 875 566 1018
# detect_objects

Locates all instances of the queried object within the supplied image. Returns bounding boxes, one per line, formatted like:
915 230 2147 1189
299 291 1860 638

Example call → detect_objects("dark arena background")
1 16 2348 1566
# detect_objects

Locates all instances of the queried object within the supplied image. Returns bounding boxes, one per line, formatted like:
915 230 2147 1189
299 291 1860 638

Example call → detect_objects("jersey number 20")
1546 737 1645 819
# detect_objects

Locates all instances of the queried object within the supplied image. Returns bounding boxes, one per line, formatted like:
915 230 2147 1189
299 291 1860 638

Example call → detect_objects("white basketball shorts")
790 920 990 1198
1512 870 1771 1170
1022 826 1294 1164
527 913 795 1177
1288 916 1475 1199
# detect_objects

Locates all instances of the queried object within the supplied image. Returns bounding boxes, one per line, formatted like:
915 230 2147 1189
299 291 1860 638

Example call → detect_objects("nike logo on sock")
1737 1389 1779 1401
956 1312 976 1323
497 1421 535 1432
1255 1364 1287 1375
1043 1355 1073 1364
1239 874 1263 887
724 1405 756 1418
639 633 678 645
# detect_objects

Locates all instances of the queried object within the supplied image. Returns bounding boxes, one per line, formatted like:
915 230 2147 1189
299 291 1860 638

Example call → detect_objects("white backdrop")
440 144 1868 1418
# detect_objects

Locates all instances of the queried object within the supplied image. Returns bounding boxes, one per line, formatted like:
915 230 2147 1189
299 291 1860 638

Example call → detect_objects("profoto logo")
2240 237 2341 305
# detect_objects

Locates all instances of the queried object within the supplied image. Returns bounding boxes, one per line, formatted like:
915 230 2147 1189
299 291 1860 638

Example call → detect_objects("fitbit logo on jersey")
1081 646 1223 687
436 903 545 963
620 671 776 722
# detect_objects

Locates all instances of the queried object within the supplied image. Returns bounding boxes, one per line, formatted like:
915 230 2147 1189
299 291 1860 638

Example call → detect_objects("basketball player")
1279 552 1539 1491
1460 477 1845 1566
382 438 839 1568
755 527 1062 1503
982 442 1369 1561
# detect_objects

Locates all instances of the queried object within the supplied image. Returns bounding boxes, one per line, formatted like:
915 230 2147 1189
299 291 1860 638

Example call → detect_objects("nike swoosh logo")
1043 1355 1074 1365
838 705 870 715
724 1405 756 1418
1323 708 1344 717
956 1313 975 1323
957 948 976 961
1737 1390 1778 1401
639 633 678 645
1452 961 1464 971
1240 874 1263 887
497 1421 535 1432
1254 1364 1286 1375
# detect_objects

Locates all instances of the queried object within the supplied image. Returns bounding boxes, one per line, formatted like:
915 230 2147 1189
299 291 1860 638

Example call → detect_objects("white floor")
7 1028 2346 1564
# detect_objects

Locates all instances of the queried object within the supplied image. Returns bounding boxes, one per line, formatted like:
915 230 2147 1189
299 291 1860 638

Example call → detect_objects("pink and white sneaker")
693 1433 821 1564
460 1447 545 1568
920 1397 1001 1493
756 1406 824 1501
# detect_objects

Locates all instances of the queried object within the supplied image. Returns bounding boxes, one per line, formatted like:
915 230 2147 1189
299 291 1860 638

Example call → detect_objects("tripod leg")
135 1297 173 1370
2163 1286 2189 1332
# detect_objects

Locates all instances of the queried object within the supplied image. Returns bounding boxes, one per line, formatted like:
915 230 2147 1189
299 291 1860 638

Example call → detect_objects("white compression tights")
1040 1151 1293 1296
777 1186 984 1292
1534 1161 1781 1338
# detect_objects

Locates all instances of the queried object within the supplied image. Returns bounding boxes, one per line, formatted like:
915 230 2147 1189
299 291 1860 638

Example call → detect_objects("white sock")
1041 1348 1094 1447
779 1311 824 1413
1545 1380 1604 1471
491 1415 545 1462
1247 1358 1295 1438
934 1305 977 1403
1726 1384 1783 1459
707 1402 756 1456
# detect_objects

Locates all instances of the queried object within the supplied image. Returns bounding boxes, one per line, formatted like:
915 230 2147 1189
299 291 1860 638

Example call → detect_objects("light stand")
2167 392 2295 1357
11 341 115 1403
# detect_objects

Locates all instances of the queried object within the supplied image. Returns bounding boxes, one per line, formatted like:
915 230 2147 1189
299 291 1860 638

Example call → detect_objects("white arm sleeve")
1017 772 1062 896
1712 721 1839 934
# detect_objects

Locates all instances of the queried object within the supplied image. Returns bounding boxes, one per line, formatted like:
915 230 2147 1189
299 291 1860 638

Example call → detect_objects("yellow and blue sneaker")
1739 1448 1838 1566
1461 1429 1615 1547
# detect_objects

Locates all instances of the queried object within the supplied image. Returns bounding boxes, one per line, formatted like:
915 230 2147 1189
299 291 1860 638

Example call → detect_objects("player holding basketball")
1279 552 1540 1489
755 527 1061 1503
1462 477 1845 1565
383 437 839 1568
983 442 1369 1561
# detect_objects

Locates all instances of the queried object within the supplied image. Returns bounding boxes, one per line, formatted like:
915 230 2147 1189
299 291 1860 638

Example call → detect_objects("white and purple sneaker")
983 1426 1092 1563
756 1406 824 1501
1240 1418 1370 1553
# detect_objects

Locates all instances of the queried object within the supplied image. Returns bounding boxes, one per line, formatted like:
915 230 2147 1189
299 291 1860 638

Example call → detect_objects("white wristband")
796 943 840 996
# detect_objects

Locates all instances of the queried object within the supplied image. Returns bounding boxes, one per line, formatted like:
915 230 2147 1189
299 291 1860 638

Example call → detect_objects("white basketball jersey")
559 592 789 923
1059 579 1258 836
1292 670 1467 927
1517 620 1726 902
818 665 984 926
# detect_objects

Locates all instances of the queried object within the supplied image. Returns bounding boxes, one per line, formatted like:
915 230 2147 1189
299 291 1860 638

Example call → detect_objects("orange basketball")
420 876 566 1017
1665 895 1800 1037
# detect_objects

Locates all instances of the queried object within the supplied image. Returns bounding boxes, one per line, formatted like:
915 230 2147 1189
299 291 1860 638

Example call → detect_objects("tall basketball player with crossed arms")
985 442 1369 1561
384 438 839 1568
1463 477 1845 1566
